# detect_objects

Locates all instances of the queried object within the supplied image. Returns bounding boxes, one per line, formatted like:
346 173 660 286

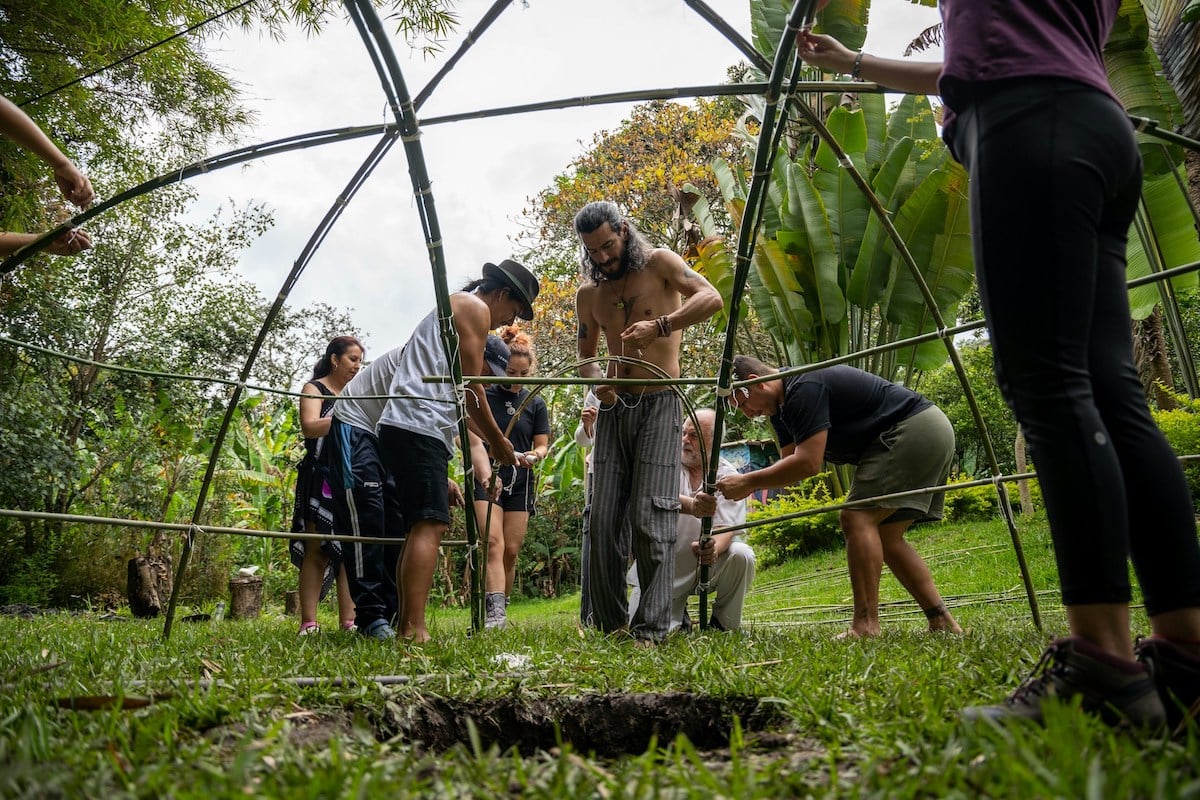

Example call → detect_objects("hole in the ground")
376 692 785 757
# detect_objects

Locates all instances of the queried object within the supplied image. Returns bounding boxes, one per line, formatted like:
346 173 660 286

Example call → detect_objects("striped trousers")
587 391 681 640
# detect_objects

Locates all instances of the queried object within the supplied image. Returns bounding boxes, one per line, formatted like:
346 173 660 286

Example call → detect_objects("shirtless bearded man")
574 201 723 642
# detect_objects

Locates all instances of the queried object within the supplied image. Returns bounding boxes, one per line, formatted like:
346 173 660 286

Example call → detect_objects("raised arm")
797 31 942 97
620 251 724 351
656 251 723 332
0 228 91 258
1 95 94 207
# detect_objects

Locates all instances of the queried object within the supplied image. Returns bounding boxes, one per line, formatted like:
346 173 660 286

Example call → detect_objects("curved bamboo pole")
697 0 820 631
345 0 494 632
690 0 1042 630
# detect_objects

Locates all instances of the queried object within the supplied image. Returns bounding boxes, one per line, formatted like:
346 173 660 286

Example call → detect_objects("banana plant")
692 90 972 377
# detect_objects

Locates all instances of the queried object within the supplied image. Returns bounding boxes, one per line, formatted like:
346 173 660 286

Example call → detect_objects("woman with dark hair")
472 327 551 629
290 335 363 636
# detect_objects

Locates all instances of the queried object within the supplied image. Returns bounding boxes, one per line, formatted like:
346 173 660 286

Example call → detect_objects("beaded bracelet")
851 51 865 80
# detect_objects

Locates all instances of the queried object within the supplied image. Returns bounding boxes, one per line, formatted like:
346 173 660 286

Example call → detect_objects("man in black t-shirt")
716 355 963 638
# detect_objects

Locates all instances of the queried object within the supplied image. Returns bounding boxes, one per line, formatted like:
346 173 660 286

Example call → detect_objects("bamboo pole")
689 0 1044 630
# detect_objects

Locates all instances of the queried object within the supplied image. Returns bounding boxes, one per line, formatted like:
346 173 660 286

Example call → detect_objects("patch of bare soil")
377 691 786 757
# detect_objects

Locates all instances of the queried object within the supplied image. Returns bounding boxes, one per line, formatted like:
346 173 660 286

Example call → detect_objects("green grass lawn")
2 513 1197 798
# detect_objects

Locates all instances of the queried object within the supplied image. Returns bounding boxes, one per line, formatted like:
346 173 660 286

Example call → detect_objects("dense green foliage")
1152 388 1200 506
1 1 455 605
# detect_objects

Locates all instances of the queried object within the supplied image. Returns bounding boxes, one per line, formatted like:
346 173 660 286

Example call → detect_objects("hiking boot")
1135 637 1200 733
961 637 1165 728
360 618 396 641
485 592 507 630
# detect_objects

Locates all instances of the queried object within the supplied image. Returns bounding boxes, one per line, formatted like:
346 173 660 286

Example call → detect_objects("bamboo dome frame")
2 0 1199 639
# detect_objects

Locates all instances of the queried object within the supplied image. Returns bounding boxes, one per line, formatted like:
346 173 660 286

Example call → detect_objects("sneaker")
485 592 507 630
961 637 1166 728
360 618 396 641
298 622 320 637
1135 637 1200 733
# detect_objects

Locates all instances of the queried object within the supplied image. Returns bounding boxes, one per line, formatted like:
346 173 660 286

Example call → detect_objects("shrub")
745 475 843 568
942 476 999 522
1152 390 1200 506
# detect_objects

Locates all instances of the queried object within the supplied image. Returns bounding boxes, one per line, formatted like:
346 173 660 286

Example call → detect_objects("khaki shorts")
846 405 955 524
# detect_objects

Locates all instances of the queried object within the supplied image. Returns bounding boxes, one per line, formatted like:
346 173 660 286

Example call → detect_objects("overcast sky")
192 0 941 367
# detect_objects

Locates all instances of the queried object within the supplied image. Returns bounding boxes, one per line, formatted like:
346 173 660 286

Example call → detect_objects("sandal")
298 622 321 636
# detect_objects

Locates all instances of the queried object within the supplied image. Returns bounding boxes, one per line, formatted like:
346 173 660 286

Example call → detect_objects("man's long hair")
573 201 652 284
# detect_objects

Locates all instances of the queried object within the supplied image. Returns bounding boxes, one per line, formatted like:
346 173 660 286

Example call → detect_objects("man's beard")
594 243 633 282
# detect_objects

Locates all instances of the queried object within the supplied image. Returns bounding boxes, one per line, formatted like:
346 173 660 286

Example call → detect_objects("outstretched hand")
796 31 856 74
45 227 91 256
714 473 755 502
53 160 94 208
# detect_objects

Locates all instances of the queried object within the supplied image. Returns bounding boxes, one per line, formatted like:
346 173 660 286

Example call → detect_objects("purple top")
938 0 1121 141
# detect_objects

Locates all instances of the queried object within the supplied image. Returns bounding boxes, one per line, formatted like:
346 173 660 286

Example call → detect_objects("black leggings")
951 79 1200 614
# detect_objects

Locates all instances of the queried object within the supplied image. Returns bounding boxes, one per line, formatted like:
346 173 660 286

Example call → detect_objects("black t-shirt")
485 385 550 452
769 366 931 465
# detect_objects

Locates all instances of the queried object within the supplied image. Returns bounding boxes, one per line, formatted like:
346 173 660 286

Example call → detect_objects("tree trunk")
1134 308 1178 410
284 589 300 616
1013 428 1034 516
228 576 264 619
127 556 172 618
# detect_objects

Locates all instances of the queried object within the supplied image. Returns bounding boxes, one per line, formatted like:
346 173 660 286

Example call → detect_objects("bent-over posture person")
575 200 723 643
716 357 962 639
628 409 755 632
374 259 537 642
798 0 1200 730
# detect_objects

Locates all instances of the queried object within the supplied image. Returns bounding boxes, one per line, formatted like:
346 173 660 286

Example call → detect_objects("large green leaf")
884 94 937 154
753 239 815 345
784 163 847 326
814 106 871 272
846 137 917 307
880 162 954 325
1126 169 1200 319
858 91 888 173
1105 0 1187 175
891 161 974 371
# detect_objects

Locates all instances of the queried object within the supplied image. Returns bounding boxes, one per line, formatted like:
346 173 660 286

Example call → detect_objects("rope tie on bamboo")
715 384 733 397
401 130 422 143
837 152 854 169
425 238 443 251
